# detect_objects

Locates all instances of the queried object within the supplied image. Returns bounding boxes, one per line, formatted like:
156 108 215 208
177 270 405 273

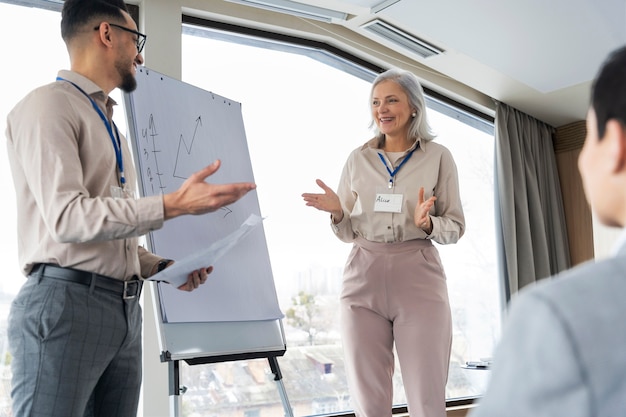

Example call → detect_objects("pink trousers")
340 237 452 417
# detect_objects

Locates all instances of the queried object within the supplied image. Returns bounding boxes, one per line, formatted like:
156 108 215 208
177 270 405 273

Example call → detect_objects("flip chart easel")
122 67 292 416
151 281 292 416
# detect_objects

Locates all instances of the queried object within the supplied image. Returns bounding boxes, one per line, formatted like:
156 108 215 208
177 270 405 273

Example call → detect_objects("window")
180 20 501 416
0 4 69 415
0 2 501 416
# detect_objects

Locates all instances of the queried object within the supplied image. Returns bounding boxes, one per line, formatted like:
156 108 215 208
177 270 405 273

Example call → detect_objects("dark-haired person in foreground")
5 0 255 415
469 45 626 417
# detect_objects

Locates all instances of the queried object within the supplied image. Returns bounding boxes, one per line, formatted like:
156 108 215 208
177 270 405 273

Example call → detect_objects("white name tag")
374 193 403 213
111 185 137 200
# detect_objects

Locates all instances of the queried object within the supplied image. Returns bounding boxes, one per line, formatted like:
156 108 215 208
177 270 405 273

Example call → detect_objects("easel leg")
169 360 183 417
268 356 294 417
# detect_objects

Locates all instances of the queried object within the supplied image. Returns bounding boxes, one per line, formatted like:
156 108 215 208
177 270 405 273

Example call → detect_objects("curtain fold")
495 102 571 300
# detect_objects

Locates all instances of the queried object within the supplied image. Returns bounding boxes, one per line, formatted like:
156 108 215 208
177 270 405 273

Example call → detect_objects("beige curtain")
495 102 571 300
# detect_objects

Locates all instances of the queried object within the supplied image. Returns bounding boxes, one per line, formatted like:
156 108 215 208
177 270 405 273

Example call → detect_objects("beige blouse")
332 137 465 244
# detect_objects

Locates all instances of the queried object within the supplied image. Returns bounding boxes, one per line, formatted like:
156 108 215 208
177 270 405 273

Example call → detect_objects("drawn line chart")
141 113 232 217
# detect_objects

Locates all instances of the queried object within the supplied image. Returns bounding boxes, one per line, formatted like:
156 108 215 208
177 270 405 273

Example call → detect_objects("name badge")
111 185 137 200
374 193 403 213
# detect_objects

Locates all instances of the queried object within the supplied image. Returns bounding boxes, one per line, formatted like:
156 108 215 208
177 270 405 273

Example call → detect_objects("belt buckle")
123 280 142 300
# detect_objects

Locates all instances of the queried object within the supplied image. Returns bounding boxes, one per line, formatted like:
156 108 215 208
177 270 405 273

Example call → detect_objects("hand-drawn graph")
173 115 203 180
124 67 280 325
139 112 232 217
141 113 205 191
140 114 165 195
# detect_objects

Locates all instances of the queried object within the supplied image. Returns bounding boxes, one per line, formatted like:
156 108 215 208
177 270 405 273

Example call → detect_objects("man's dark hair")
61 0 129 42
591 45 626 138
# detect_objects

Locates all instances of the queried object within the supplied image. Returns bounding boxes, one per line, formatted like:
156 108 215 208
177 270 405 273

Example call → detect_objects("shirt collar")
364 137 425 153
57 70 116 107
611 227 626 256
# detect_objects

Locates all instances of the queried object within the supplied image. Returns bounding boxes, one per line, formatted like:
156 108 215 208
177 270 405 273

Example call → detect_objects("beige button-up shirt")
6 70 164 280
332 137 465 244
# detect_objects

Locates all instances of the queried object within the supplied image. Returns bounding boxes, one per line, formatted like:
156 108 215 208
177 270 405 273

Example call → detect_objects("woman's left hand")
414 187 436 233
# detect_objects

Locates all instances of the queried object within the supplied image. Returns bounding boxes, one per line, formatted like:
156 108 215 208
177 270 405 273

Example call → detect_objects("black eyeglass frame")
94 22 147 54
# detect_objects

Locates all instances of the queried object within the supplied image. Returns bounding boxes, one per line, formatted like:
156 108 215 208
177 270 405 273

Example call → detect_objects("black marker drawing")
173 116 202 180
142 113 232 217
141 114 166 194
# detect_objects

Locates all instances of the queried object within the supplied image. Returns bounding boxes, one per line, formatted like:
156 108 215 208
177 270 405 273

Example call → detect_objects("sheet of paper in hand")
149 214 264 287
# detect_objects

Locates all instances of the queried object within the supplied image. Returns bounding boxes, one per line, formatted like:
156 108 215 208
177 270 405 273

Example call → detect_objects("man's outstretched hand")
164 160 256 220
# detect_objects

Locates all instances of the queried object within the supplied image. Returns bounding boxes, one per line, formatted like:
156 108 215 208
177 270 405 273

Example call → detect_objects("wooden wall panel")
553 121 594 266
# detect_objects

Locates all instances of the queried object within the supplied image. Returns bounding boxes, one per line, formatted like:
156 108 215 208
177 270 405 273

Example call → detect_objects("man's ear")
605 119 626 173
95 22 114 48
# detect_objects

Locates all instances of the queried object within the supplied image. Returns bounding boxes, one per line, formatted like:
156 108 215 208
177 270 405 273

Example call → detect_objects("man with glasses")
5 0 256 416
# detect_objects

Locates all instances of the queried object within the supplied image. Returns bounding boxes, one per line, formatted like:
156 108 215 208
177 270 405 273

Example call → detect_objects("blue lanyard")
378 148 416 188
56 77 125 186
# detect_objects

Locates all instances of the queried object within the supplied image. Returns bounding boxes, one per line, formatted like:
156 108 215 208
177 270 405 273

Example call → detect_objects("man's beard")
117 61 137 93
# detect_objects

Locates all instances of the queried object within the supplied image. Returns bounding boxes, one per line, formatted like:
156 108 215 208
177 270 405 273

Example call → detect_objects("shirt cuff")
136 194 165 235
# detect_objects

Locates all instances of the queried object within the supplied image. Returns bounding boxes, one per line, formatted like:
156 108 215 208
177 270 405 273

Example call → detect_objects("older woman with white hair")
303 68 465 417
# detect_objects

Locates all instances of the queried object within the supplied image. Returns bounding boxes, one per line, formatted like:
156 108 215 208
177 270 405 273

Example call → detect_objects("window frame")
180 13 499 415
0 1 500 415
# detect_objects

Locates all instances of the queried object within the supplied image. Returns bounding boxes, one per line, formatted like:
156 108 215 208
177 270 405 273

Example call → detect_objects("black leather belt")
30 264 142 300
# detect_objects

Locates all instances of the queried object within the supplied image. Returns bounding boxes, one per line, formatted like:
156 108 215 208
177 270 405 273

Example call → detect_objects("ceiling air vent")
361 19 443 59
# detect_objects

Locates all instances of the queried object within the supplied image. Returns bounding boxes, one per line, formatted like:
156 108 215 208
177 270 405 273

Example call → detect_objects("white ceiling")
17 0 626 127
241 0 626 127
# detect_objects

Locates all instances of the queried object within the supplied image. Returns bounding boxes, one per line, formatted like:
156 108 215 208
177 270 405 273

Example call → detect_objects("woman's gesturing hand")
302 179 344 223
414 186 436 234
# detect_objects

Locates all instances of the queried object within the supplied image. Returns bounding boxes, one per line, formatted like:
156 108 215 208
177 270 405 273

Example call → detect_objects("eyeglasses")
94 22 147 54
